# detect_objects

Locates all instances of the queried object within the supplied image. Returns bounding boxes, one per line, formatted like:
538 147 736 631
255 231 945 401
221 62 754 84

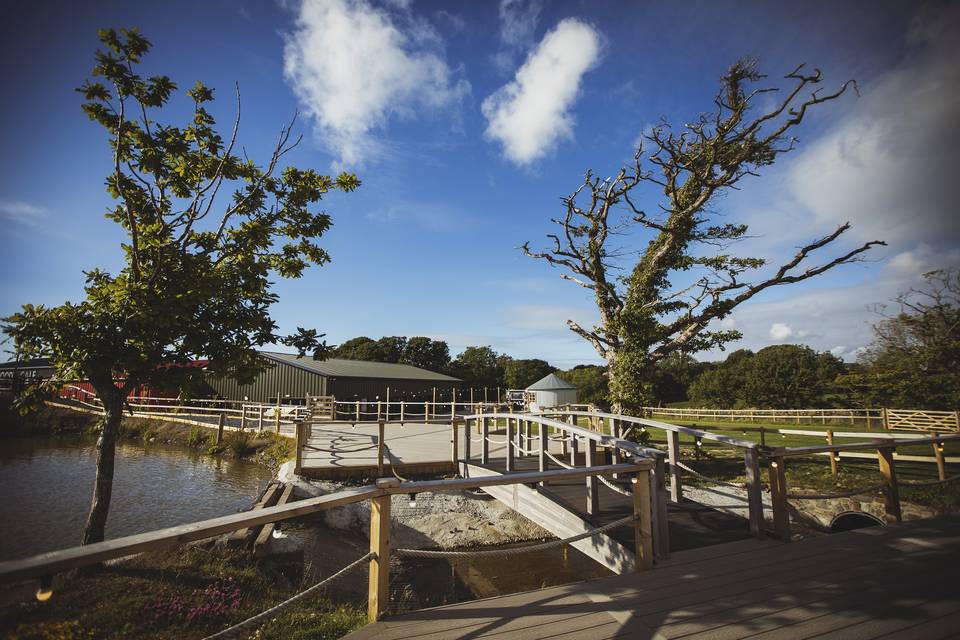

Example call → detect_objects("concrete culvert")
830 512 884 533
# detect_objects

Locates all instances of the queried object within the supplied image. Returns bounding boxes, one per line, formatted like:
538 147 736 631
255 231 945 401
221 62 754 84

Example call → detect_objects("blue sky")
1 0 958 367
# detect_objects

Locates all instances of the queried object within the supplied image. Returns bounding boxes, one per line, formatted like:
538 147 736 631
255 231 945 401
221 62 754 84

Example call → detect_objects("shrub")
186 426 209 448
228 431 257 458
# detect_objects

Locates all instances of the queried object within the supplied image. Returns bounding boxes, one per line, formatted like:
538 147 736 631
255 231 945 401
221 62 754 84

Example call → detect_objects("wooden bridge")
3 407 960 638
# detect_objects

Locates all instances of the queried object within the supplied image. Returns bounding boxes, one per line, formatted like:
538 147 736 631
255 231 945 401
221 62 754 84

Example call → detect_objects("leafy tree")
402 336 450 372
561 364 609 408
503 358 555 389
652 351 713 403
333 337 379 360
523 59 883 412
3 29 358 544
450 346 503 390
688 350 754 408
742 345 835 408
838 269 960 409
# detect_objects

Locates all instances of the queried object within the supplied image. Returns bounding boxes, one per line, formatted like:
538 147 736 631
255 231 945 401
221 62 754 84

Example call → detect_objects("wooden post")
432 387 436 418
538 420 548 484
368 492 392 622
451 419 459 467
585 439 598 516
377 401 382 421
240 406 247 431
216 412 225 445
506 417 515 472
524 419 532 457
463 417 471 462
451 389 455 421
768 455 790 541
377 421 385 476
400 401 405 423
760 427 766 447
610 419 621 478
653 456 670 560
569 431 579 467
257 405 264 431
481 415 490 464
633 470 653 571
934 440 946 481
356 401 360 422
882 407 889 430
667 431 682 503
294 421 304 475
827 431 838 478
385 388 390 422
743 448 763 539
877 446 902 523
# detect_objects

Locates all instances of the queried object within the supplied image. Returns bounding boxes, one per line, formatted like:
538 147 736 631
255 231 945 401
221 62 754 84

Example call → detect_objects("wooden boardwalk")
299 422 570 478
348 515 960 639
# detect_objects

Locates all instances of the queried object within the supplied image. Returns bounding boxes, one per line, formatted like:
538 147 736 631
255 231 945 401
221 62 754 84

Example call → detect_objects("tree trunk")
82 388 123 545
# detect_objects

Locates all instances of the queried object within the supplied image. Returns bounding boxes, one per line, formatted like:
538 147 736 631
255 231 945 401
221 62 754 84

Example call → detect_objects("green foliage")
5 27 359 407
186 425 209 447
402 336 451 372
333 335 451 372
561 364 609 408
837 269 960 409
228 430 256 458
503 358 555 389
688 345 843 409
449 346 504 389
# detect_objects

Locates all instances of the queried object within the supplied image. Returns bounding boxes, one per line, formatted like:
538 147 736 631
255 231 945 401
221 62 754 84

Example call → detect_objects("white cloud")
282 0 469 166
786 4 960 249
0 200 46 225
769 323 794 341
482 18 601 165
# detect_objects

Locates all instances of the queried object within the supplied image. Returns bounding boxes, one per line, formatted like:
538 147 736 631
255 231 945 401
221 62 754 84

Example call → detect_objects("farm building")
204 351 461 403
526 372 578 409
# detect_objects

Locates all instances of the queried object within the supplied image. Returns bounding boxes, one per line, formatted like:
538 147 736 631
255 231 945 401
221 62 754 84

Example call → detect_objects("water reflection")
0 435 273 561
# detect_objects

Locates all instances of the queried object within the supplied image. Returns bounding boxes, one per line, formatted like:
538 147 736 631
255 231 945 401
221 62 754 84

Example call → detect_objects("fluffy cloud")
769 323 794 341
482 18 601 165
283 0 469 166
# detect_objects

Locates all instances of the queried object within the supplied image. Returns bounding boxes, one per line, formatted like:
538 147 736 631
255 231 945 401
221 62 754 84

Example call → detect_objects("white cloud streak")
282 0 469 166
0 200 46 225
482 18 601 165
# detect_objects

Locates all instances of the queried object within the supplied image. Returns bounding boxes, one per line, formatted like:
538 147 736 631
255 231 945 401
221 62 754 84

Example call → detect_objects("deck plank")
347 516 960 640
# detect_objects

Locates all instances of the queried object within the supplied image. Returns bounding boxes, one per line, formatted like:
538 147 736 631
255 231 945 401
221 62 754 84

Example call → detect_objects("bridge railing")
459 411 672 559
766 433 960 540
0 462 653 628
540 409 768 538
331 399 509 423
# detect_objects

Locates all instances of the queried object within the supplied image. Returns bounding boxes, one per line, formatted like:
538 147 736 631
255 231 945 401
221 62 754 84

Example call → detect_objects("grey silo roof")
260 351 461 382
526 373 576 391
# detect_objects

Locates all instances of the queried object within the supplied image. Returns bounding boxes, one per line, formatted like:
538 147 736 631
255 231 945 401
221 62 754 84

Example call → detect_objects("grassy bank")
0 400 294 471
0 546 365 640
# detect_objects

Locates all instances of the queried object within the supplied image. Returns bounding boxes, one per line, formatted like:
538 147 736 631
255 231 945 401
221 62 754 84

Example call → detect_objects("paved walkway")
348 515 960 639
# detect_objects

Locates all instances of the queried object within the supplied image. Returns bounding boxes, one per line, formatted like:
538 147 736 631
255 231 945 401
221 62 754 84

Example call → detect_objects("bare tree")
523 59 885 411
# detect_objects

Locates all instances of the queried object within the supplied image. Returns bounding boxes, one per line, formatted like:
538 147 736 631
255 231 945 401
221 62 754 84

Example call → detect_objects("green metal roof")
526 373 576 391
260 351 461 382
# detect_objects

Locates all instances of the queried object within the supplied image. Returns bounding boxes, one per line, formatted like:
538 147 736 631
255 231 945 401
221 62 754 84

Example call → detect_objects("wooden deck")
299 422 570 478
348 515 960 639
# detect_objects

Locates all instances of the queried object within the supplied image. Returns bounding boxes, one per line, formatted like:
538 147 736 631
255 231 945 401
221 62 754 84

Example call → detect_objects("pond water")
0 435 274 561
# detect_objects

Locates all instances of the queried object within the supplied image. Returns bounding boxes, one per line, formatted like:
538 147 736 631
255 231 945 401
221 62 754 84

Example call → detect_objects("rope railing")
672 461 747 489
201 552 375 640
597 474 633 497
900 475 960 487
544 450 574 470
394 514 639 559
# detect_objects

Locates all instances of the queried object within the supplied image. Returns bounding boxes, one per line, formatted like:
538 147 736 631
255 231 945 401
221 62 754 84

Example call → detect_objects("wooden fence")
641 406 960 432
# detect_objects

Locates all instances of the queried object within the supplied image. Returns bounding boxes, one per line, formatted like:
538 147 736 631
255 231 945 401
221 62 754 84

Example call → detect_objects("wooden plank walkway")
299 423 570 477
348 515 960 639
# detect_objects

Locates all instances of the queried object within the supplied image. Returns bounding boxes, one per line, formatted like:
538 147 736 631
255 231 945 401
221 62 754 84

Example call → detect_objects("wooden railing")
331 399 509 423
886 409 960 432
643 406 885 427
0 462 652 623
764 432 960 540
